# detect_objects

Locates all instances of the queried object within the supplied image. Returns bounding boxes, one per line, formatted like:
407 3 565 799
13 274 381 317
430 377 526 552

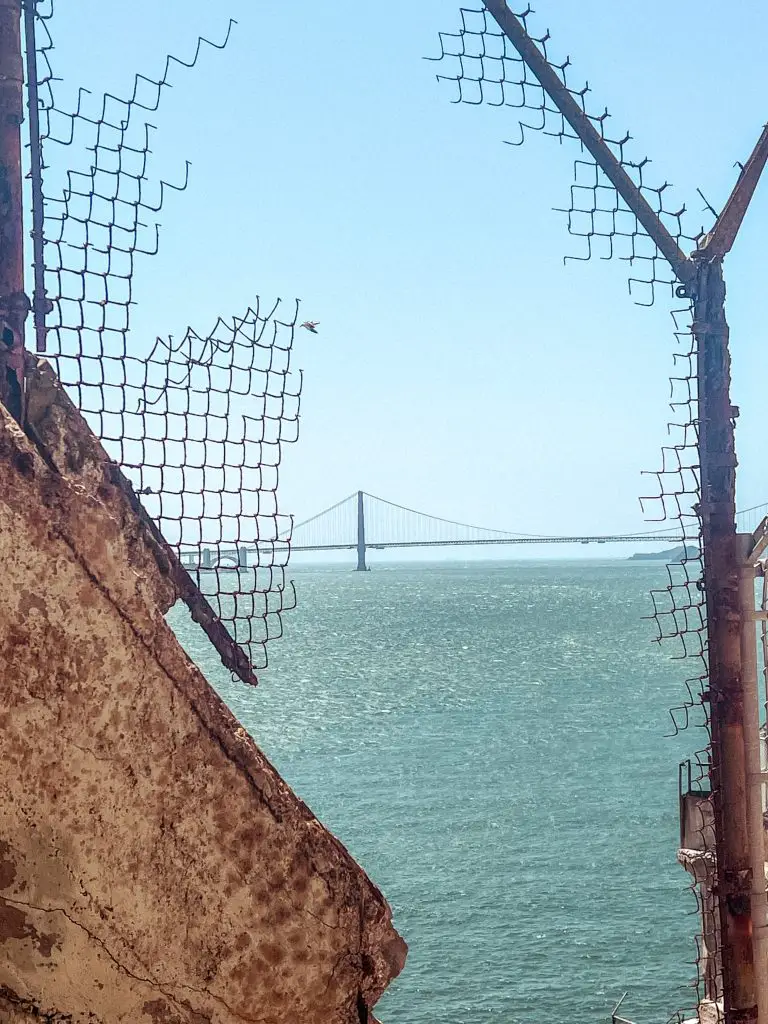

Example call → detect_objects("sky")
40 0 768 554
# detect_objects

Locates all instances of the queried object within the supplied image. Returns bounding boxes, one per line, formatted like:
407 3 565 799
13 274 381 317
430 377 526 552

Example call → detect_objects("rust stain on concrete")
0 898 60 959
0 843 17 891
0 360 406 1022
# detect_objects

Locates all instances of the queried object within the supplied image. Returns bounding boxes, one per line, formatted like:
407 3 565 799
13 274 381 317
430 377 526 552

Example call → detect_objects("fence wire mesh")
29 2 302 684
427 5 701 307
15 0 761 1018
640 305 713 1024
431 5 718 1020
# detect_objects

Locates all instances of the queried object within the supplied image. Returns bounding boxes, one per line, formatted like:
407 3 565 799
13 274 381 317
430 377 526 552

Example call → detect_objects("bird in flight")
300 320 319 334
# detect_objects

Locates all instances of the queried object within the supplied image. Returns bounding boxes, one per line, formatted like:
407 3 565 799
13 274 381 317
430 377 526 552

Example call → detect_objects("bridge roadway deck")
178 534 689 567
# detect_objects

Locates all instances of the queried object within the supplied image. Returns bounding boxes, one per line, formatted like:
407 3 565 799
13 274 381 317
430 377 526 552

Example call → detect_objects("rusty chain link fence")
430 4 768 1024
1 1 766 1020
26 1 303 685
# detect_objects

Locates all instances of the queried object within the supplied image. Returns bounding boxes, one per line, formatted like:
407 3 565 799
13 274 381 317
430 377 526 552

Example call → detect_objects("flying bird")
300 320 319 334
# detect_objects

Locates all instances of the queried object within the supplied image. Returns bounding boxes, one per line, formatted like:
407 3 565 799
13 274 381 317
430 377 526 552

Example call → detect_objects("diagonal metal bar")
482 0 695 287
108 459 261 688
699 124 768 258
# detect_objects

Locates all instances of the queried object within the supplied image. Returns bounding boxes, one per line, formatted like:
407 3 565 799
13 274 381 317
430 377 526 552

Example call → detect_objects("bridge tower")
356 490 368 572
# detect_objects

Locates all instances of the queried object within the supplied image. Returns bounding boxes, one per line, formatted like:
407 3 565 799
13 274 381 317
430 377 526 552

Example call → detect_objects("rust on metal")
480 0 695 288
699 124 768 258
693 257 756 1022
0 0 25 420
431 4 768 1017
689 127 768 1024
21 0 47 353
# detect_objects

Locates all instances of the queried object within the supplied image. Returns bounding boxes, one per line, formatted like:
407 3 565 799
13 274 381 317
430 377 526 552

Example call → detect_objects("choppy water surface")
169 560 698 1024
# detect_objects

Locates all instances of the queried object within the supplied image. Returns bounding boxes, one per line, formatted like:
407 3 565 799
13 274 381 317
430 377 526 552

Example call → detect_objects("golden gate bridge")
178 492 768 572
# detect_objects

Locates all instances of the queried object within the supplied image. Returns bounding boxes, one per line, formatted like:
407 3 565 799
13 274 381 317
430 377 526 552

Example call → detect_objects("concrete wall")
0 362 406 1023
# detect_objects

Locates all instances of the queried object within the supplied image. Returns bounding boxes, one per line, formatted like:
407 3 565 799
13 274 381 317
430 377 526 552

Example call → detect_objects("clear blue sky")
44 1 768 542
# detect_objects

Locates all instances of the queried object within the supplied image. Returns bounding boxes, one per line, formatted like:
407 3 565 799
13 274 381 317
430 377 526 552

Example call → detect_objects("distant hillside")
629 545 699 562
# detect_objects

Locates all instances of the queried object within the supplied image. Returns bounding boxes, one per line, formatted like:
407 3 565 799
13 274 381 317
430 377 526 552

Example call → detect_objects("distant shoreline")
628 544 699 562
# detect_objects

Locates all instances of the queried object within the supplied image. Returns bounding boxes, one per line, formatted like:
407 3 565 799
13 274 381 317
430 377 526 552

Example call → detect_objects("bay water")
169 560 699 1024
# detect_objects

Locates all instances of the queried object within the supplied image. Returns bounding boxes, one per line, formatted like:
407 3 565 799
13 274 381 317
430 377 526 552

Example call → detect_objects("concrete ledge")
0 364 406 1022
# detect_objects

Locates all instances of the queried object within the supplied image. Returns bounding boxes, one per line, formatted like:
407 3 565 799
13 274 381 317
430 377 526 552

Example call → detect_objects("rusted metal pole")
0 0 25 422
22 0 46 353
700 126 768 259
696 122 768 1023
738 534 768 1024
695 258 756 1023
471 8 768 1015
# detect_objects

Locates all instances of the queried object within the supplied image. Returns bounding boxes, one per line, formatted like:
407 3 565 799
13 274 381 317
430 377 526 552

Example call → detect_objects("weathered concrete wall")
0 362 406 1023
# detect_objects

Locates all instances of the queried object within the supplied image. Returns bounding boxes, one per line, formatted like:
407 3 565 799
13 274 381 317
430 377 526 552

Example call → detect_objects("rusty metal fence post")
0 0 26 423
691 127 768 1022
693 257 755 1022
738 532 768 1024
429 5 768 1020
22 0 47 354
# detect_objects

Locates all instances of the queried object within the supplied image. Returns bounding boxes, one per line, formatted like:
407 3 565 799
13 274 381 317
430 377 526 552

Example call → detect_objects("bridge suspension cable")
289 492 768 552
360 492 552 539
177 494 768 572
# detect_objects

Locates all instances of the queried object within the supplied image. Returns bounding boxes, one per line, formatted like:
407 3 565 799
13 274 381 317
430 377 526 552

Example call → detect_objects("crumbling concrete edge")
1 360 407 1017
